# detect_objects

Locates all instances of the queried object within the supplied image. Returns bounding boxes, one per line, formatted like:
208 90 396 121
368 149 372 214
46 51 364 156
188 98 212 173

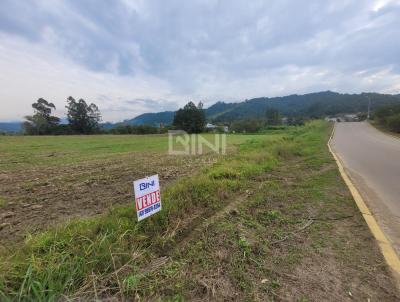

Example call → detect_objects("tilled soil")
0 151 218 244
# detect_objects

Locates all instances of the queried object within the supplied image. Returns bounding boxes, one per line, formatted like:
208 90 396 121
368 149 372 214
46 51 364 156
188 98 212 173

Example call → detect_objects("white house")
206 123 217 129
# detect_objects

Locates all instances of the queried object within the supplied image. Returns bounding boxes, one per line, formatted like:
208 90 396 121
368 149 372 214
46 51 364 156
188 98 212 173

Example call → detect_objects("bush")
109 125 162 134
373 104 400 125
231 119 264 133
386 113 400 133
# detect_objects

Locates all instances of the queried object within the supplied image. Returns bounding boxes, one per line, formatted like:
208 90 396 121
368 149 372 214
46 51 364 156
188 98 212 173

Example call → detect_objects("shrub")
386 113 400 133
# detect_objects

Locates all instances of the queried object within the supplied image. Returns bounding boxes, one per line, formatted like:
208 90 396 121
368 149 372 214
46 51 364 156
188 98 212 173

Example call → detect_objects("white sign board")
133 174 162 221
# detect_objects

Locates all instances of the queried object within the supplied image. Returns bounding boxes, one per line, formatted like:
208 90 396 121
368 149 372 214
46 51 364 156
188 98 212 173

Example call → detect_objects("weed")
265 210 281 222
0 197 6 207
238 236 251 257
123 274 142 292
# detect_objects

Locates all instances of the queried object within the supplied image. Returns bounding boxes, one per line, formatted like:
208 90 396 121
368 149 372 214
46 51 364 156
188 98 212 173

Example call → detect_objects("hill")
0 122 22 133
0 118 65 133
211 91 400 122
118 111 176 127
123 91 400 125
119 102 238 126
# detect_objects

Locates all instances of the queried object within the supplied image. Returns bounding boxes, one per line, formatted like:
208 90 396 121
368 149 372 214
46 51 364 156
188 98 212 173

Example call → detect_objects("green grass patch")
0 133 268 171
0 197 7 208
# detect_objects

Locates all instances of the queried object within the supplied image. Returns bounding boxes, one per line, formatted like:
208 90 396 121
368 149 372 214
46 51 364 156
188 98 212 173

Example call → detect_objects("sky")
1 0 400 122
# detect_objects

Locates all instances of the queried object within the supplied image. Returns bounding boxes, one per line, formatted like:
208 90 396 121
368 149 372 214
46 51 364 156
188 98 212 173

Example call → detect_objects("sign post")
133 174 162 221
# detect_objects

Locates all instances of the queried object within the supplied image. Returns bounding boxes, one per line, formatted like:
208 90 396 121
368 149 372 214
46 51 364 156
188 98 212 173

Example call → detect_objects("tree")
265 108 281 125
173 101 205 133
66 97 101 134
23 98 60 135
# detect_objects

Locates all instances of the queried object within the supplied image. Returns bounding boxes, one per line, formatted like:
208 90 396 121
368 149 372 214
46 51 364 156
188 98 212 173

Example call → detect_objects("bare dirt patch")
0 152 218 244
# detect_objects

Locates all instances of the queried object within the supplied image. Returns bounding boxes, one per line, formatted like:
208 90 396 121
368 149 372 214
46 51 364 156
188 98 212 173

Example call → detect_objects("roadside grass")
370 121 400 138
1 121 398 301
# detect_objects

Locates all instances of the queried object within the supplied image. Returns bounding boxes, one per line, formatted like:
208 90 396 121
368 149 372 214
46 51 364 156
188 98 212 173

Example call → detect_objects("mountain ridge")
120 91 400 126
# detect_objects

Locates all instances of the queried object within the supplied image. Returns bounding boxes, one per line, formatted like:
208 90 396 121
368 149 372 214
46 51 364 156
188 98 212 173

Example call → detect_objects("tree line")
109 124 169 135
22 98 207 135
23 97 102 135
230 108 304 133
22 98 299 135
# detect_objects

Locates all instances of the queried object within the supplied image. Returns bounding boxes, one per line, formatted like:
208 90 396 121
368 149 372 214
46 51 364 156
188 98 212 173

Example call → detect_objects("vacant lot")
0 133 262 243
0 123 399 301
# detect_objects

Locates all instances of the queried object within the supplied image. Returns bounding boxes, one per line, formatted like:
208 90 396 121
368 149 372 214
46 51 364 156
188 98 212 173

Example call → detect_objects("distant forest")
120 91 400 126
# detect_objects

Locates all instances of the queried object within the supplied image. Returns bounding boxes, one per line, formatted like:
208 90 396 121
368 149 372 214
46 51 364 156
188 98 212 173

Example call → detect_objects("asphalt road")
331 122 400 255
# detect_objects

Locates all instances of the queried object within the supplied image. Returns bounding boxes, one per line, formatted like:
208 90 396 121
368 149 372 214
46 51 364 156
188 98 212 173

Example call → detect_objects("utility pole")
367 95 371 120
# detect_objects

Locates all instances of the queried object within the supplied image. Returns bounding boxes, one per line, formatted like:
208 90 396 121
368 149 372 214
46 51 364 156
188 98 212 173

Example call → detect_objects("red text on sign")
136 190 161 210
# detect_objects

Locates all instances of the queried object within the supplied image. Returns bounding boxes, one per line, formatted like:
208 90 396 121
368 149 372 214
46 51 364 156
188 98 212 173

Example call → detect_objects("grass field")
0 133 267 170
0 133 264 243
0 122 399 301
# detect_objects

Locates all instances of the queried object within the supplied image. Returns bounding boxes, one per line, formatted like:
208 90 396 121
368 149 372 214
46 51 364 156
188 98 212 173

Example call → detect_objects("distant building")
325 114 359 122
205 123 229 133
325 117 337 122
206 123 217 129
343 114 358 122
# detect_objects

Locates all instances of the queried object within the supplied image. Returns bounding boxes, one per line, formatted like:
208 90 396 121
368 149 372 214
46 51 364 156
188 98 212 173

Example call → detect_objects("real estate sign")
133 174 162 221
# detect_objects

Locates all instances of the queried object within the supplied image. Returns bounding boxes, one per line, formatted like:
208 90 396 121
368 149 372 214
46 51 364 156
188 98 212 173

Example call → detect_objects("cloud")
0 0 399 121
0 33 173 121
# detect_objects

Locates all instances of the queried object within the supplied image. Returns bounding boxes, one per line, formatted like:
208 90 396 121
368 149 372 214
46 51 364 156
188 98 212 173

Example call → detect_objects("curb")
327 123 400 277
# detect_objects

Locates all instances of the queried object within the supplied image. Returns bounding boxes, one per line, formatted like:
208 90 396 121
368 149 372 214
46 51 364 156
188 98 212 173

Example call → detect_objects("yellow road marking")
328 123 400 276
